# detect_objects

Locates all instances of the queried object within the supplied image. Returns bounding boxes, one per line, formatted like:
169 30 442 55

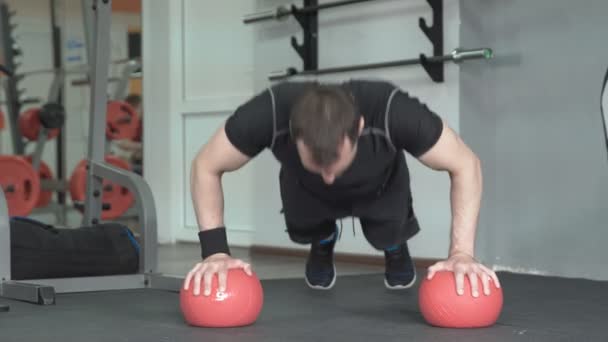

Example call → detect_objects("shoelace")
337 216 356 241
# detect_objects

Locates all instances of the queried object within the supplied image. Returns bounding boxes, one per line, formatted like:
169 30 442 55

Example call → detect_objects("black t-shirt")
225 79 443 199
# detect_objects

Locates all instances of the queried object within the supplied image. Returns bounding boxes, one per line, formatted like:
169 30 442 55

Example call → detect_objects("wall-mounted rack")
244 0 494 82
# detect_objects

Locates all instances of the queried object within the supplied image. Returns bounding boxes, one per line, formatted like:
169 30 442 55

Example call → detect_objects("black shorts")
279 153 420 250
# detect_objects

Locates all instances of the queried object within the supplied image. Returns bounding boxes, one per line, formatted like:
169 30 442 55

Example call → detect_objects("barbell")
16 100 139 142
14 57 140 78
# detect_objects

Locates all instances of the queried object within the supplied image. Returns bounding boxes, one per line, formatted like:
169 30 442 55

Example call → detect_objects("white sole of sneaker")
305 264 337 290
384 269 417 290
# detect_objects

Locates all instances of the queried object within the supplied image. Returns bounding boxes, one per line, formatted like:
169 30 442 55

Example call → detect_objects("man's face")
296 136 358 185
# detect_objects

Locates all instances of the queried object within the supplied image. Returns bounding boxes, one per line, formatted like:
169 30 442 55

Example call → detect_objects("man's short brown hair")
290 84 360 167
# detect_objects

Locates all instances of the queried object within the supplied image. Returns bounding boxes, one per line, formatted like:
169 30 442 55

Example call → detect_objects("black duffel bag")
10 217 140 280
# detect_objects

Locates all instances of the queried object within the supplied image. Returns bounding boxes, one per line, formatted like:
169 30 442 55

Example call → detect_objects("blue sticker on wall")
66 55 82 62
67 39 84 50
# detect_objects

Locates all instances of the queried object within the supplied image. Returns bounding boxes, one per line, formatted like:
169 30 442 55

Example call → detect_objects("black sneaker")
384 243 417 289
305 231 337 290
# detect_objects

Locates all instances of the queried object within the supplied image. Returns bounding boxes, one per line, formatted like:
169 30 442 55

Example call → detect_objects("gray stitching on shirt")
384 88 399 151
269 87 278 150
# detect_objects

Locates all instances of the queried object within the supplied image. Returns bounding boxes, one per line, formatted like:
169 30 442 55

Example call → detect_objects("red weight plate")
0 155 40 216
69 159 87 202
133 116 143 142
104 155 131 171
69 155 134 220
18 108 60 141
102 155 134 219
24 156 54 208
106 101 139 141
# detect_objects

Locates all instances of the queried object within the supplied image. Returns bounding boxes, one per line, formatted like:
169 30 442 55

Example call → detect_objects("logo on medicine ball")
215 291 228 301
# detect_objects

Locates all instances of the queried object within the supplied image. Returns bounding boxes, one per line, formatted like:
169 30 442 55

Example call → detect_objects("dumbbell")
18 102 66 141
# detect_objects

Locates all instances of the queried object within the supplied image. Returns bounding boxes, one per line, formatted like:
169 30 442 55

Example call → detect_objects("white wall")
147 0 462 259
143 0 256 244
460 0 608 279
0 0 139 226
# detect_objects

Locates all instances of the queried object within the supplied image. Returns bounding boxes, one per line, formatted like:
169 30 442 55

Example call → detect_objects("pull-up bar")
243 0 380 24
268 48 493 81
16 57 140 78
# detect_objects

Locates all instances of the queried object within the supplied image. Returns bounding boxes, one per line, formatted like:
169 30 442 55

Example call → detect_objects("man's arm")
384 87 498 295
185 88 274 295
417 120 500 296
417 121 481 258
383 88 480 249
190 123 252 231
185 123 254 295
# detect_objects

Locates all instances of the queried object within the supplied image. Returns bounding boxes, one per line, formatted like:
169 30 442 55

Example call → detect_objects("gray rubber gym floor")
1 271 607 341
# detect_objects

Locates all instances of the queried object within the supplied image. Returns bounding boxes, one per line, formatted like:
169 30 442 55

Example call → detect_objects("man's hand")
183 253 253 296
427 252 500 297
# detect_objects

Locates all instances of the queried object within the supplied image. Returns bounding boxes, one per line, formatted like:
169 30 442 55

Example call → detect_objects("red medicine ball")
418 271 503 328
180 269 264 328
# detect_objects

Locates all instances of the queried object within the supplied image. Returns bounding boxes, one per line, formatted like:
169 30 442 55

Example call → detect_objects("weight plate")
106 101 139 141
69 155 134 220
24 156 54 208
0 155 40 216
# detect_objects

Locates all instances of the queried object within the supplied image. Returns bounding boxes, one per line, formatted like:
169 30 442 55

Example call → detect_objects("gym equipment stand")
0 0 182 306
248 0 493 82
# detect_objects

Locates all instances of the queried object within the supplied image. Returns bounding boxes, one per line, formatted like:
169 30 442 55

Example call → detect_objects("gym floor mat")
1 272 606 341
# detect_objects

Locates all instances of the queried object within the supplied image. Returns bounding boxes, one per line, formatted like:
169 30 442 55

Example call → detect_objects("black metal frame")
245 0 456 83
0 3 24 154
419 0 443 82
0 1 69 224
290 0 318 72
49 0 67 221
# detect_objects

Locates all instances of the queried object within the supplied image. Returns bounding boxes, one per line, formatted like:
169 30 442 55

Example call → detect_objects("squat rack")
0 0 181 306
244 0 493 82
0 0 142 225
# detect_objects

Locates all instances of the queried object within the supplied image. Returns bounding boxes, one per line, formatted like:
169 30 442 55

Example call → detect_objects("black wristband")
198 227 231 260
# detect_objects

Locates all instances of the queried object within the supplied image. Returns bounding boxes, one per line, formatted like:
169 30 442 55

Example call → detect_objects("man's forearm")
190 160 225 231
448 156 482 257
